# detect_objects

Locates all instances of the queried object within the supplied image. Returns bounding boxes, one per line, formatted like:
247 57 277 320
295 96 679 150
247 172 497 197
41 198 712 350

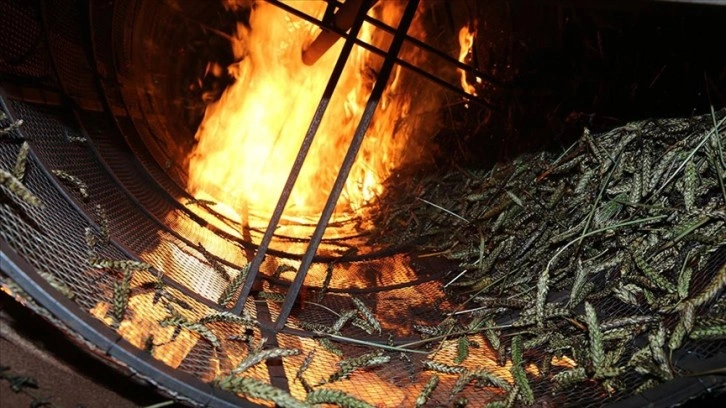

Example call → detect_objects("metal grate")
2 1 726 407
0 1 54 81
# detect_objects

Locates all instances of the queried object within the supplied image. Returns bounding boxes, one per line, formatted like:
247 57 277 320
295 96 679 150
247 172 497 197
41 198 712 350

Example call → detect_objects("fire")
457 24 478 96
552 354 577 369
186 0 441 225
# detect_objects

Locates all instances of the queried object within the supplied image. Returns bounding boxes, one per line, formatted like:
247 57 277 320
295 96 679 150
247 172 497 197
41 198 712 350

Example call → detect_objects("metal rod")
265 0 498 111
274 0 421 331
302 0 375 66
322 0 505 88
231 0 370 316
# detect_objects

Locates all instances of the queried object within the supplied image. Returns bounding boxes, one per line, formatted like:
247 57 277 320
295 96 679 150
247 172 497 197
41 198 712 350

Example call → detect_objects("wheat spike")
0 169 43 207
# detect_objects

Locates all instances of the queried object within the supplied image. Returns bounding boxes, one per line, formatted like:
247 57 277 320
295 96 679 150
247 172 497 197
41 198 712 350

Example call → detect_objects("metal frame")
3 1 725 406
0 241 254 408
265 0 498 111
232 0 424 330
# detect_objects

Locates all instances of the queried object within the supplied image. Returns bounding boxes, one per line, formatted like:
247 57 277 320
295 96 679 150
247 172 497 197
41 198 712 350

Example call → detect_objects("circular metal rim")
0 240 259 408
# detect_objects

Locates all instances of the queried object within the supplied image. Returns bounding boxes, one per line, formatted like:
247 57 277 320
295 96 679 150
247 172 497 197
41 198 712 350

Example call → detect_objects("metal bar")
303 0 372 66
274 0 421 331
265 0 498 111
322 0 506 88
231 0 370 316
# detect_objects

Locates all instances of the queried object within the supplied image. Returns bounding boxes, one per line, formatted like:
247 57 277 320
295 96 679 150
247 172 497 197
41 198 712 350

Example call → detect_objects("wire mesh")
0 0 54 81
4 71 726 408
0 102 263 383
41 0 102 110
2 0 726 407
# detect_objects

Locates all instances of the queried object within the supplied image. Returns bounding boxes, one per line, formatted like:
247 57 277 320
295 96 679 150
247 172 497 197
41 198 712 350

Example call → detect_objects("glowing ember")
90 293 199 368
457 24 478 96
552 355 577 369
187 0 440 223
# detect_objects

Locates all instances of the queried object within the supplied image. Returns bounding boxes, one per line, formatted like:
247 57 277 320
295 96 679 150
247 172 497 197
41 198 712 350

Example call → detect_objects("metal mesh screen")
2 1 726 407
42 0 102 110
0 1 54 82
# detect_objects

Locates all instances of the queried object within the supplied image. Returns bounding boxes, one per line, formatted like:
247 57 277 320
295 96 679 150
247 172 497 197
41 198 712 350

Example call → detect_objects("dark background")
431 0 726 167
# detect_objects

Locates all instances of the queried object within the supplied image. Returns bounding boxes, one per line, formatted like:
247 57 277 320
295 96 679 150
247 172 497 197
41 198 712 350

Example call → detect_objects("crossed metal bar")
232 0 421 330
264 0 498 110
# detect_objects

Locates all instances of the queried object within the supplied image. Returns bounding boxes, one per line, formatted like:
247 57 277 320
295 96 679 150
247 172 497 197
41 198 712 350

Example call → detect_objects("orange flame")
457 24 478 96
187 1 441 223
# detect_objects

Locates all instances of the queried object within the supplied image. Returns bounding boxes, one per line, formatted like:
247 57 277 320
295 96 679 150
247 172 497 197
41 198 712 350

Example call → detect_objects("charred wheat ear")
327 351 390 383
258 291 285 302
0 118 23 135
111 269 133 327
13 141 30 181
508 336 534 405
422 360 467 375
197 311 257 327
272 264 296 279
299 321 337 335
535 266 550 328
689 324 726 339
455 336 470 364
683 160 697 212
198 243 232 282
0 169 43 207
469 367 511 390
185 198 216 207
677 262 693 300
352 297 382 334
84 227 98 250
317 263 334 302
231 347 300 374
584 303 606 372
295 350 315 384
414 374 439 407
305 389 374 408
679 261 726 310
449 371 474 401
332 309 358 333
634 378 660 394
89 258 154 273
51 170 89 199
38 271 74 299
214 376 308 408
413 324 446 337
552 367 588 391
634 252 677 293
599 315 659 331
218 265 250 306
649 324 673 380
669 302 695 351
94 204 110 244
159 306 221 349
317 338 344 357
